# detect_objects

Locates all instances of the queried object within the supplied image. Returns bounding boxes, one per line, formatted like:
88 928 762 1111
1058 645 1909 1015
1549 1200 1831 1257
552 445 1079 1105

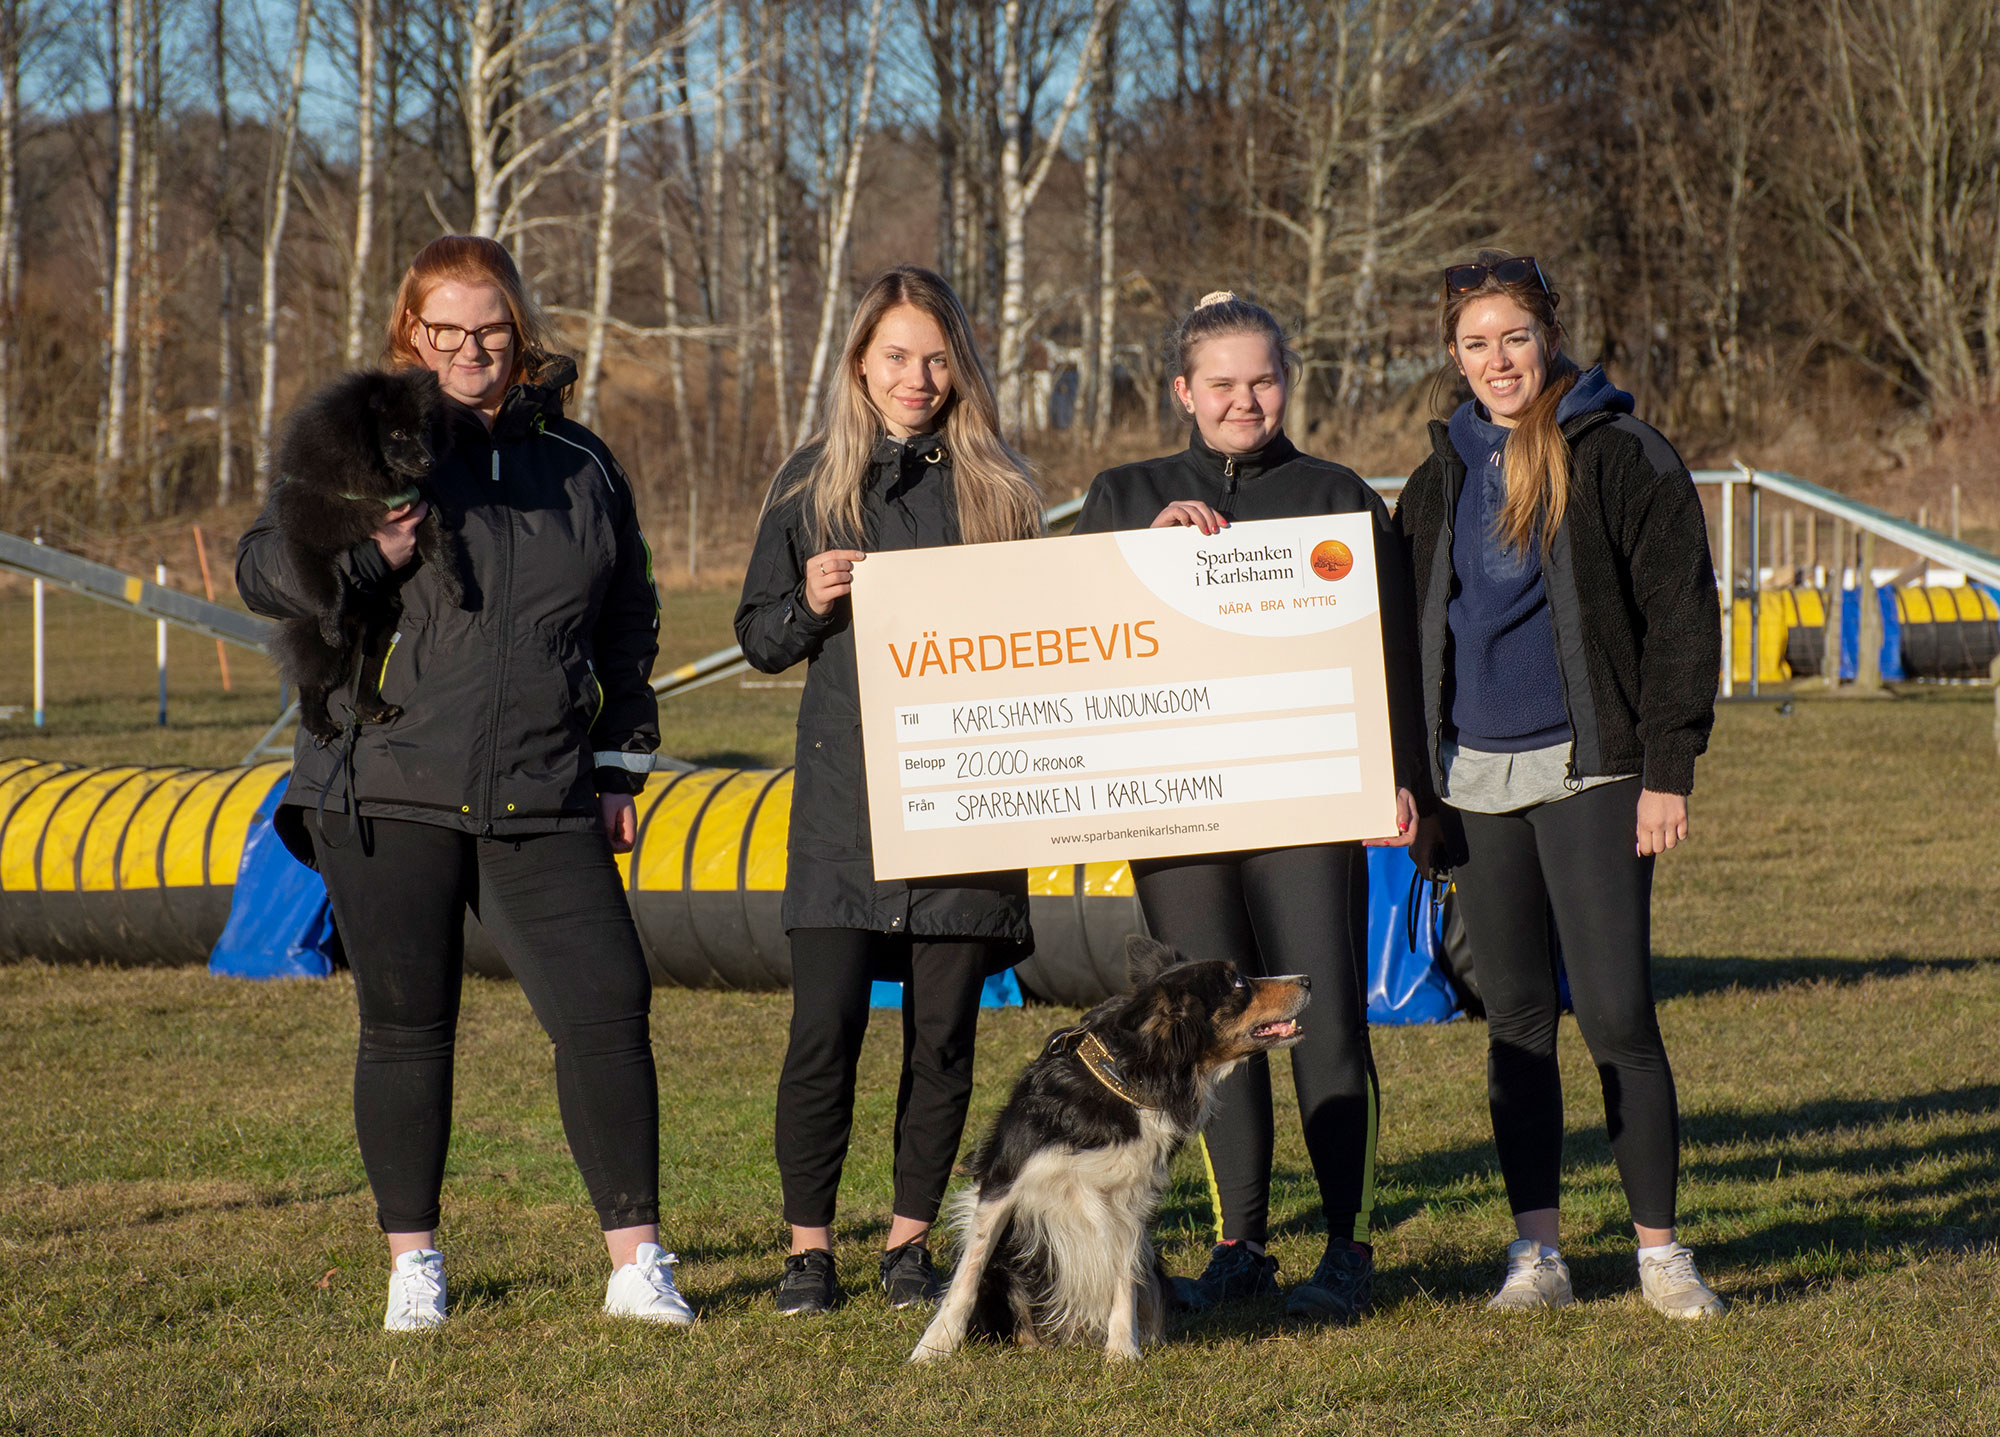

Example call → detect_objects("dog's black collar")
1047 1027 1155 1111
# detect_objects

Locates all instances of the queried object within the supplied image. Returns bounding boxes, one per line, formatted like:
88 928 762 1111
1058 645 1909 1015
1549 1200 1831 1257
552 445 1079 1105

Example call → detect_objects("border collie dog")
912 936 1310 1363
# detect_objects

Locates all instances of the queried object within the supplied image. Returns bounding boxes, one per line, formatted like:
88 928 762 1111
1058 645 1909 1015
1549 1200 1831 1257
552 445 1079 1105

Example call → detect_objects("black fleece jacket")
238 367 660 851
1073 429 1431 806
1393 407 1720 796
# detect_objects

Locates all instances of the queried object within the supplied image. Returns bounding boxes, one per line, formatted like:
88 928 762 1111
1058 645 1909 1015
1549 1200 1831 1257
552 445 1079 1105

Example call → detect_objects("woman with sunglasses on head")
1072 292 1427 1325
1398 251 1724 1318
737 266 1042 1317
238 235 690 1331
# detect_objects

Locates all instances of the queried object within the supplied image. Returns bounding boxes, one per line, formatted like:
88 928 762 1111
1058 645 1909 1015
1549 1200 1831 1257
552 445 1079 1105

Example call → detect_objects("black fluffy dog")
912 937 1311 1362
267 367 460 741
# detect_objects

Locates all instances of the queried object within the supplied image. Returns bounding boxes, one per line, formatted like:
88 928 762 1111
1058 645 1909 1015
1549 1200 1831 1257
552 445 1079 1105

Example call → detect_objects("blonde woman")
1398 252 1725 1318
736 266 1042 1316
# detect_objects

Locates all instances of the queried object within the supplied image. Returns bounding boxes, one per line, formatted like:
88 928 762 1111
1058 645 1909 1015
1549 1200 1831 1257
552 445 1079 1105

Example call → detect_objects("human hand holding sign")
804 549 867 615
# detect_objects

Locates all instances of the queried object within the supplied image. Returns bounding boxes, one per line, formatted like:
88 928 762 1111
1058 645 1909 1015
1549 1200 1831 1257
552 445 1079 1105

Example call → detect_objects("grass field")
2 589 1998 1434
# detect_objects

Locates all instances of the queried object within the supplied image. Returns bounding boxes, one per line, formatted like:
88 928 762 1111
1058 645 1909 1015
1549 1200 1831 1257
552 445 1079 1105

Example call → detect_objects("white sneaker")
604 1242 696 1325
1639 1243 1725 1320
1486 1237 1576 1311
384 1248 447 1331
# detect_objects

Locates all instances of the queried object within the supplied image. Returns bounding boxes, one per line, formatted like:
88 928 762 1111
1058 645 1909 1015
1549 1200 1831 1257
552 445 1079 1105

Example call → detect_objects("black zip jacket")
1074 429 1431 808
237 368 661 857
735 436 1031 946
1393 409 1720 797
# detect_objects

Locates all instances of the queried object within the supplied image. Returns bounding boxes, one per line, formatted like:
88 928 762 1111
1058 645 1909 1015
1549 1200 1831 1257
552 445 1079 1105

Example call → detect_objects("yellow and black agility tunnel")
1730 585 2000 682
0 758 1144 1002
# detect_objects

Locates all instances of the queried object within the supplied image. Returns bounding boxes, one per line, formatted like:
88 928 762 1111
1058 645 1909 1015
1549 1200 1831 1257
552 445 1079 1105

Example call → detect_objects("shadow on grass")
1653 954 1997 1001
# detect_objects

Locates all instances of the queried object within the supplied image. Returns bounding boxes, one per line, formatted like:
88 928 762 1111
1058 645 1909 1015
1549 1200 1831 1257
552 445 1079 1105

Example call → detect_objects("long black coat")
1393 409 1720 796
237 371 660 858
735 436 1031 949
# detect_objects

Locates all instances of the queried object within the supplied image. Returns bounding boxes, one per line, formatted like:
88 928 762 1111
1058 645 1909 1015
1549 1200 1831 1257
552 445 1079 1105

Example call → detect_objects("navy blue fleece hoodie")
1445 365 1632 752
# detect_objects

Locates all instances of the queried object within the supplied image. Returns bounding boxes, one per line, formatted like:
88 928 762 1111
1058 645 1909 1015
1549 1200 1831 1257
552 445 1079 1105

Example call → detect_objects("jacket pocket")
790 719 866 852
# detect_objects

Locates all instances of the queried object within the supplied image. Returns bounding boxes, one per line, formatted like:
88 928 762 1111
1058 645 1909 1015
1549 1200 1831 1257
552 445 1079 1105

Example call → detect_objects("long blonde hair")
1440 249 1580 553
782 266 1041 550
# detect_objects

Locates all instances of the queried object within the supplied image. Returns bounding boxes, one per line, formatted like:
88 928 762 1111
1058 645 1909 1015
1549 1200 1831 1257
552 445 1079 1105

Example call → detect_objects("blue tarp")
208 788 337 979
1838 587 1905 681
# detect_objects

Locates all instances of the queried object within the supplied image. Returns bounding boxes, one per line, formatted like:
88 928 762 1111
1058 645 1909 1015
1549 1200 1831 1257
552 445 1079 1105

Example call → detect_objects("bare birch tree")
995 0 1114 433
757 0 790 452
212 0 236 503
344 0 378 365
94 0 140 496
1078 0 1119 443
0 0 24 491
253 0 312 496
577 0 633 429
1797 0 2000 411
794 0 885 437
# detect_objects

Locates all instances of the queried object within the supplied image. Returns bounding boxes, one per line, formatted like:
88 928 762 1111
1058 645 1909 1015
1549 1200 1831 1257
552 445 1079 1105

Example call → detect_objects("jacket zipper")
377 631 400 692
1432 471 1454 785
480 442 514 833
1221 456 1237 517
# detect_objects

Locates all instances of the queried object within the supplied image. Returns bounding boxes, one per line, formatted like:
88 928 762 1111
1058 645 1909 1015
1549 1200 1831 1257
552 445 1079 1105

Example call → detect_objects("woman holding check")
1072 291 1427 1324
736 265 1041 1317
1399 251 1724 1318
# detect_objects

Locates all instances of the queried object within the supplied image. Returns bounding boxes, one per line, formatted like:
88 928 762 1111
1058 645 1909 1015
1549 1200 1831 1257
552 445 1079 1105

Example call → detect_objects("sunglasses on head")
1444 256 1557 307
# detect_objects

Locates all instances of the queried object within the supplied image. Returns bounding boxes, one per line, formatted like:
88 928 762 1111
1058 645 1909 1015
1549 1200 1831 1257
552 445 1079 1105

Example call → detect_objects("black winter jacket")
735 436 1031 946
1074 429 1431 807
1393 408 1720 797
238 371 660 855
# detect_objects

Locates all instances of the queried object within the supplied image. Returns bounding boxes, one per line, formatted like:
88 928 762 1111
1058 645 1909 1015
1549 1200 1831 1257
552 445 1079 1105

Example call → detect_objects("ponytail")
1497 355 1580 554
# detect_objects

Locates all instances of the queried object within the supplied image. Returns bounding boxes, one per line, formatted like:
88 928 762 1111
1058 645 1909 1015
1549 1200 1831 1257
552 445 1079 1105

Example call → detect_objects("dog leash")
1046 1027 1156 1110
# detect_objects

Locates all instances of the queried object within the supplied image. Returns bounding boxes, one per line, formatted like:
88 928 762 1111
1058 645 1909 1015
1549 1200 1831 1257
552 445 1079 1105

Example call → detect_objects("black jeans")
775 929 988 1229
311 815 659 1234
1447 778 1680 1229
1134 844 1379 1247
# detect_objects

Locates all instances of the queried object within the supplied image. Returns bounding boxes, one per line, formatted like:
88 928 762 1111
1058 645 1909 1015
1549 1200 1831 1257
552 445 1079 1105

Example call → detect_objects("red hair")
383 235 556 387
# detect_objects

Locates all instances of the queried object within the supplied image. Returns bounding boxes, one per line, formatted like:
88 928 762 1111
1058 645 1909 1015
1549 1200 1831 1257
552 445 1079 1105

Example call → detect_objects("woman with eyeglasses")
238 235 693 1331
1398 251 1724 1318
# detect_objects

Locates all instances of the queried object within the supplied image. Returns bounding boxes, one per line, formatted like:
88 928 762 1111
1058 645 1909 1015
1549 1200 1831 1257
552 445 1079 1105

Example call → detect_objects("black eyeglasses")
1443 257 1557 307
417 318 517 353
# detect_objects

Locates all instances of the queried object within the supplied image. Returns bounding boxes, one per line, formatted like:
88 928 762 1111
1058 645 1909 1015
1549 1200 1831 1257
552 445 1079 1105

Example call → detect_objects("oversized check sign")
848 513 1400 879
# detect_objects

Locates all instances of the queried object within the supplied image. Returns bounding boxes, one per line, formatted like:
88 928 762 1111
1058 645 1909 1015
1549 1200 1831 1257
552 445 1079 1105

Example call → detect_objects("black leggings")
1134 844 1378 1247
1447 778 1679 1230
311 815 659 1234
775 929 988 1229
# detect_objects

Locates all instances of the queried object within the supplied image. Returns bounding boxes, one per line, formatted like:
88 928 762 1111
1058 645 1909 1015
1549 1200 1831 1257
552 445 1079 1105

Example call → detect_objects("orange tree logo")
1310 539 1353 582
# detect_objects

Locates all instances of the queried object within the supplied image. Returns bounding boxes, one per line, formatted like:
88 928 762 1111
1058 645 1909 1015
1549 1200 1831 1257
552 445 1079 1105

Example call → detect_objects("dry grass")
2 642 1998 1433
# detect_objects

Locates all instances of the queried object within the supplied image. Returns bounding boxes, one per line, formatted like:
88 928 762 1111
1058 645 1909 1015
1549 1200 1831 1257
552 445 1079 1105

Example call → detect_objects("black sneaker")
774 1249 838 1316
878 1241 944 1309
1285 1241 1374 1324
1173 1240 1281 1313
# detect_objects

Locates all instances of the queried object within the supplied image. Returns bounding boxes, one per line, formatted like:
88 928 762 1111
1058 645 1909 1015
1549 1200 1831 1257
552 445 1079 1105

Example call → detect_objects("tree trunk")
465 0 500 235
137 0 162 511
212 0 235 505
1339 14 1386 414
577 0 631 430
0 0 22 492
996 0 1112 435
758 0 790 453
95 0 140 499
655 180 694 478
254 0 314 496
345 0 378 366
796 0 886 437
